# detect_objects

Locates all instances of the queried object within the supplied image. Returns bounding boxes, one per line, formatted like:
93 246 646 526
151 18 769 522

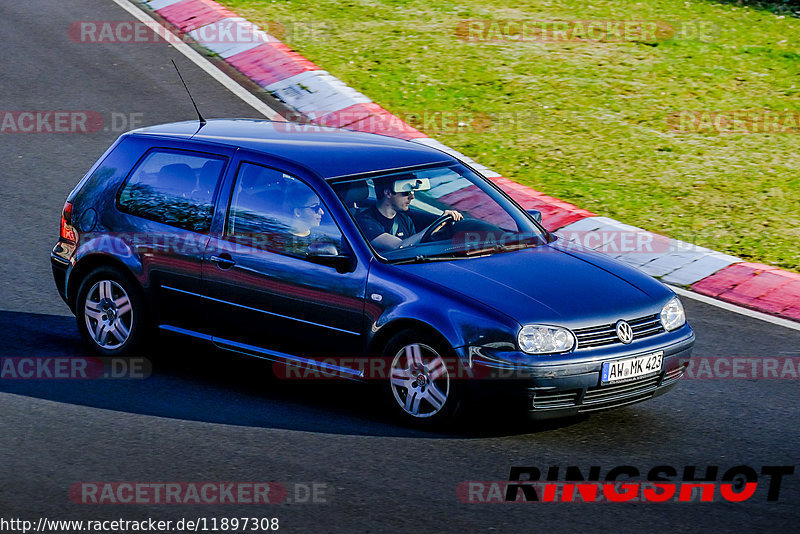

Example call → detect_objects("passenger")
281 187 338 256
286 187 324 237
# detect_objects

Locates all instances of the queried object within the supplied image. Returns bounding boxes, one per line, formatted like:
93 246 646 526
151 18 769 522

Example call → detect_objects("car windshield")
331 164 549 262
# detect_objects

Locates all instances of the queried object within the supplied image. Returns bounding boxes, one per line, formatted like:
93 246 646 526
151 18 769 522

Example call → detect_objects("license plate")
601 351 663 385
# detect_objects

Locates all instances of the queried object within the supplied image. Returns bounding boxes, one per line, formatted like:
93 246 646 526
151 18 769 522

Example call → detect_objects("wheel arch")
66 254 144 312
368 318 454 358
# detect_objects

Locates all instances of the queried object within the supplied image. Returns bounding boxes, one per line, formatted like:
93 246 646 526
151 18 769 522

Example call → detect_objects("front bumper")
464 326 695 419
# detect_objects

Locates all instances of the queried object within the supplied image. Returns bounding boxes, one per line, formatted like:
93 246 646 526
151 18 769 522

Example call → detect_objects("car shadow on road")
0 310 586 438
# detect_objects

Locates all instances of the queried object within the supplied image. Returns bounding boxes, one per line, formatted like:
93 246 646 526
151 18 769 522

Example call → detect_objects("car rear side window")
117 149 227 232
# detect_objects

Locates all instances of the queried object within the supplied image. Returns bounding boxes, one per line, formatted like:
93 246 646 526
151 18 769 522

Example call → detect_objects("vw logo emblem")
616 320 633 344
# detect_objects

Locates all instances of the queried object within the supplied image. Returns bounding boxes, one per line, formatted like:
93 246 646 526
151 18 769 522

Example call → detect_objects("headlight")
660 296 686 332
518 325 575 354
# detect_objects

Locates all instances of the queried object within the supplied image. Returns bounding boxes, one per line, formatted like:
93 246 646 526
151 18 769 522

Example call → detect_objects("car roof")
130 119 455 179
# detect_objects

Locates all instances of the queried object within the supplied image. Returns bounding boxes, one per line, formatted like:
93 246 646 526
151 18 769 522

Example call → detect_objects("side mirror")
306 242 354 273
526 209 543 223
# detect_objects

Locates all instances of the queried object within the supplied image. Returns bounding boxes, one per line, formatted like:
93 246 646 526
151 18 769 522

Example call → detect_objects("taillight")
60 201 76 243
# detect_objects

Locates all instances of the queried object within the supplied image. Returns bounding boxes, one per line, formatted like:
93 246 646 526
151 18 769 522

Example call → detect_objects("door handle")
210 253 236 269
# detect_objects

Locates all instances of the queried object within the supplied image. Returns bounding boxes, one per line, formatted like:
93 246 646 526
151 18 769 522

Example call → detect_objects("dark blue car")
52 119 694 426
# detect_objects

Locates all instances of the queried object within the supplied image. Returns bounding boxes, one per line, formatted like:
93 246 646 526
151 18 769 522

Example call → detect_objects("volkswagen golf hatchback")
52 119 694 426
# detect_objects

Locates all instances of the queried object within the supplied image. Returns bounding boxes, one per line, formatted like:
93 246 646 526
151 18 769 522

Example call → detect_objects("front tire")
383 330 462 427
75 267 148 356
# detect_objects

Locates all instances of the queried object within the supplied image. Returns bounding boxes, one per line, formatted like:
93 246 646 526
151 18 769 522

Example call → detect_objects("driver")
358 175 462 250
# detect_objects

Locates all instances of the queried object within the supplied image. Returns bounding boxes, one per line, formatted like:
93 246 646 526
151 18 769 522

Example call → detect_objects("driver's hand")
443 209 463 221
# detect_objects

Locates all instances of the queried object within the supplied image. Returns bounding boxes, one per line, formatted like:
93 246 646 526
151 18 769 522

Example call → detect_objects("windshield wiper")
388 238 542 264
389 254 461 265
463 239 540 256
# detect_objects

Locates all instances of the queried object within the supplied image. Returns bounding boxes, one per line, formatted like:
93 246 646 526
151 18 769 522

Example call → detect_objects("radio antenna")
171 60 206 126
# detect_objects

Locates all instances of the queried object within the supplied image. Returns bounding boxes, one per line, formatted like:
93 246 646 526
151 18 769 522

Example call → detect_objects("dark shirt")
357 205 416 242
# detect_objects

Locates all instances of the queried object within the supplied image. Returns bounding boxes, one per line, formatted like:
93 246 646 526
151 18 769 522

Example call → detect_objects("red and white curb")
138 0 799 322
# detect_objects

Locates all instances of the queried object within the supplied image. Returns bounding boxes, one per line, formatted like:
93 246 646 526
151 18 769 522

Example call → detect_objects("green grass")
217 0 800 271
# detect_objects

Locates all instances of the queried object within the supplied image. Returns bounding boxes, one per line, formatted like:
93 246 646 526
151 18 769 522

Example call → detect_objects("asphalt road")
1 1 799 532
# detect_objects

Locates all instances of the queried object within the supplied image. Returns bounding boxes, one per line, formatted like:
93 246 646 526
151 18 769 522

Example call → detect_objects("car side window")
226 162 342 258
117 149 226 232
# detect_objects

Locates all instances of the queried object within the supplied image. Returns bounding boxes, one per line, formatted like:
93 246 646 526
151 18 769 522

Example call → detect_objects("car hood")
399 243 672 326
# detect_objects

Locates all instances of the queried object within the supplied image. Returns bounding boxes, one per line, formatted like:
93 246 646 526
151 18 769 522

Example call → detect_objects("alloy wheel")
389 343 450 418
83 279 134 349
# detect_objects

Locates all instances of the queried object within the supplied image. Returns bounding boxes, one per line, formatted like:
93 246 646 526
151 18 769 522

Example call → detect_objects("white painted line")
111 0 281 120
670 285 800 332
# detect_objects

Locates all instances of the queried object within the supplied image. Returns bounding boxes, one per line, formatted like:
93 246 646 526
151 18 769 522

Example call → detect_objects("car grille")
581 374 661 410
531 390 580 409
529 363 687 412
662 364 686 383
573 314 664 349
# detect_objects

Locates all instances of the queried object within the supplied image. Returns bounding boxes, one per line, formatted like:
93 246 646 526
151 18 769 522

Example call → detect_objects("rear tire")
75 267 149 356
382 330 462 427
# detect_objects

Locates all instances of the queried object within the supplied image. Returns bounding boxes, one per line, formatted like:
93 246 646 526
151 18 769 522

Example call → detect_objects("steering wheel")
420 213 456 243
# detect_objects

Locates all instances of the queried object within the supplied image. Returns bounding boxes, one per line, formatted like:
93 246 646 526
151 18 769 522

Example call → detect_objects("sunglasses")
394 191 414 197
301 203 323 211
